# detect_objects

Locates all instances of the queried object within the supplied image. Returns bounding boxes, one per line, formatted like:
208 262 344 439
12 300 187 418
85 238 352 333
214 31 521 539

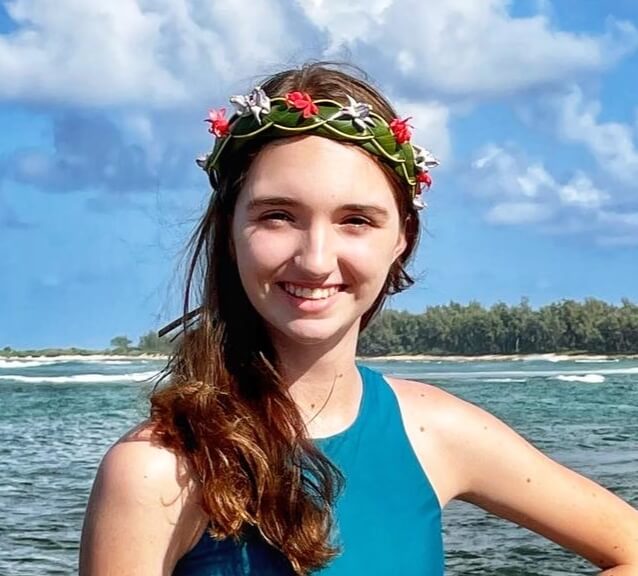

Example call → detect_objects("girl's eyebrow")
341 203 389 219
246 197 390 219
245 196 302 211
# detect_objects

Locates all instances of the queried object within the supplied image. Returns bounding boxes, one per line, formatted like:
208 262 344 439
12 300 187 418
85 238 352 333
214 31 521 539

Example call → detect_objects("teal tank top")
173 364 444 575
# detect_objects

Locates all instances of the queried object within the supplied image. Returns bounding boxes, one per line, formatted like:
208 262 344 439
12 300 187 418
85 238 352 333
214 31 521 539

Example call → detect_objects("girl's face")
231 135 407 348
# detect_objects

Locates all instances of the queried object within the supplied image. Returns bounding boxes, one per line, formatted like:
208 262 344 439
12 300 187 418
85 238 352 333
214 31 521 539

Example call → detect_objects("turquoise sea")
1 355 637 575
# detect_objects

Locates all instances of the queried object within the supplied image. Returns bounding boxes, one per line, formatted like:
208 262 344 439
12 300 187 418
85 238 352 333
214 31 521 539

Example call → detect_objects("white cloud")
392 98 451 163
553 86 638 184
1 0 637 107
0 0 306 107
486 201 552 225
469 145 638 245
302 0 392 53
298 0 638 99
471 144 558 202
558 173 609 210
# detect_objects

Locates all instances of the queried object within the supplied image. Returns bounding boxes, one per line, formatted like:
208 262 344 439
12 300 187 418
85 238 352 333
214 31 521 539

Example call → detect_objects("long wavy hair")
150 62 421 574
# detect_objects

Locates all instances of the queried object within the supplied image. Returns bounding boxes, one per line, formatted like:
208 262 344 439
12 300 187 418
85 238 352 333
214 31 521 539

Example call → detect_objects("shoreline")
0 353 169 362
2 352 637 363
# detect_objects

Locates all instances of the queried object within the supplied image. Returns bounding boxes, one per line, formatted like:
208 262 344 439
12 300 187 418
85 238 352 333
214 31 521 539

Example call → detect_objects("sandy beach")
0 353 169 363
361 352 638 362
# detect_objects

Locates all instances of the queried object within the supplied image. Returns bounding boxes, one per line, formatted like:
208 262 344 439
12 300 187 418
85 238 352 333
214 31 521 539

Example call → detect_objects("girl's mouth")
280 282 342 300
276 282 346 312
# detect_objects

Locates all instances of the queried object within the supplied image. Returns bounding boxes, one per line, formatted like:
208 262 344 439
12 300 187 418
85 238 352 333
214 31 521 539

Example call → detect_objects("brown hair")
150 62 421 574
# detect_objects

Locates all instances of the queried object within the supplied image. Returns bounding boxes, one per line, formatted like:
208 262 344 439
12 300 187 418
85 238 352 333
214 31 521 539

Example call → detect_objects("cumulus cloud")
470 144 638 245
486 201 552 225
301 0 638 99
553 86 638 184
392 98 451 162
1 0 637 107
0 0 317 107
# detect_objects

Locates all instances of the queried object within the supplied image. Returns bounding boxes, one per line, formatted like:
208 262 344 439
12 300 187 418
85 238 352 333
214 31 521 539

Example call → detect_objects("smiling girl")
79 62 638 575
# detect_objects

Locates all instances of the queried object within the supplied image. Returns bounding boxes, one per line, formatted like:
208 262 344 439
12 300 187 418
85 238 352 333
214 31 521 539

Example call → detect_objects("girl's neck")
269 322 363 435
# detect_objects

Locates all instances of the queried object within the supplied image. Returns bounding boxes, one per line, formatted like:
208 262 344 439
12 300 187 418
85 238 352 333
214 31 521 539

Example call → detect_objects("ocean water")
1 355 637 575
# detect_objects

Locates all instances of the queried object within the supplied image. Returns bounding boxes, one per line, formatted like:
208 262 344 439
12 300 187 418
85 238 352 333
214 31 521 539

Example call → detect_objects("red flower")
285 91 319 118
390 116 413 144
417 171 432 188
205 108 230 137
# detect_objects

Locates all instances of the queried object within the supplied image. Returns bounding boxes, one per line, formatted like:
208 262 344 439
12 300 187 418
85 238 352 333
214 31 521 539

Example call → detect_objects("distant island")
2 298 637 358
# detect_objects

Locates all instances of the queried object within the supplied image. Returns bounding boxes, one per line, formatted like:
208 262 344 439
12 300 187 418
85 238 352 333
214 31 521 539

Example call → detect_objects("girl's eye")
344 215 373 227
260 211 292 222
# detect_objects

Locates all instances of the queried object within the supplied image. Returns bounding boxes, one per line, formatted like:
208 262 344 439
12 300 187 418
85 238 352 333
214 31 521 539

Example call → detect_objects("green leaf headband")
198 86 439 210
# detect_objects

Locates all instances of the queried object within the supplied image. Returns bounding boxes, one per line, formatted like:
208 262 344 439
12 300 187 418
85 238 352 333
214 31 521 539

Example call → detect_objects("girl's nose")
293 223 337 278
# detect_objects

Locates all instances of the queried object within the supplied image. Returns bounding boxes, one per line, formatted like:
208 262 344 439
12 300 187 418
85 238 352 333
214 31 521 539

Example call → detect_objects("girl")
80 62 638 575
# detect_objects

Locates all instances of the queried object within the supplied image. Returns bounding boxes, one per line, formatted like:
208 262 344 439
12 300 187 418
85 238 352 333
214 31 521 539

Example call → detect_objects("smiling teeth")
283 283 340 300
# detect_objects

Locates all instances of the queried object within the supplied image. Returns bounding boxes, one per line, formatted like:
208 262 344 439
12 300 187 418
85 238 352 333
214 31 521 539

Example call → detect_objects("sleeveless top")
173 364 444 575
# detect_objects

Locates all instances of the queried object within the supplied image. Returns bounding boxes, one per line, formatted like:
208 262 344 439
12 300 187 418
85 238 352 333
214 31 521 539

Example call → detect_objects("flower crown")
198 86 439 210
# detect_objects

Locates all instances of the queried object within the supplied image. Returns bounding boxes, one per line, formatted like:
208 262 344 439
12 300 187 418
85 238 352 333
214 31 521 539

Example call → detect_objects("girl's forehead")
241 136 397 206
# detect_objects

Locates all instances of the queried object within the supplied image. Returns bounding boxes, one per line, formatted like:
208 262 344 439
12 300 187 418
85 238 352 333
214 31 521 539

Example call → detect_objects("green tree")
110 335 132 351
138 330 172 354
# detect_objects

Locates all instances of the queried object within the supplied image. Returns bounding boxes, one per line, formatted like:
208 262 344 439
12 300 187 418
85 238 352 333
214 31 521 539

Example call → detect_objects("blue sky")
1 0 637 349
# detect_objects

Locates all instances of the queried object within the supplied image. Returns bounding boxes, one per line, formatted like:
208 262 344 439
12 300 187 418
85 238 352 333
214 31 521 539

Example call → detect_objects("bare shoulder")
385 375 481 435
102 421 194 490
385 374 536 468
384 376 507 507
386 376 469 507
79 420 208 575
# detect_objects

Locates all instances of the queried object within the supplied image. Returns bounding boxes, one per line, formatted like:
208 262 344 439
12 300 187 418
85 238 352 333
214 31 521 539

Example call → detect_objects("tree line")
357 298 638 356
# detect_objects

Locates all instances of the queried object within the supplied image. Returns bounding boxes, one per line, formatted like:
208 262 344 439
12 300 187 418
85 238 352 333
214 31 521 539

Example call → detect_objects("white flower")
412 193 426 210
412 144 439 171
229 85 271 125
331 95 376 131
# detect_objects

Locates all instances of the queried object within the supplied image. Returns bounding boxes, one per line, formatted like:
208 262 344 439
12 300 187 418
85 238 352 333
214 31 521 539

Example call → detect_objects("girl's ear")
393 223 408 261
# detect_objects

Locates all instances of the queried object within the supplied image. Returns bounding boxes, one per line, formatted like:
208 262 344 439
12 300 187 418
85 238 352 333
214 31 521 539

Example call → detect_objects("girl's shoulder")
384 375 472 430
108 419 208 532
80 420 208 574
106 420 198 494
382 376 504 507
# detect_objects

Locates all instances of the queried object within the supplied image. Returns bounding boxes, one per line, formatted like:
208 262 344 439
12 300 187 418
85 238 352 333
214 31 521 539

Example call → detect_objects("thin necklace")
305 372 342 427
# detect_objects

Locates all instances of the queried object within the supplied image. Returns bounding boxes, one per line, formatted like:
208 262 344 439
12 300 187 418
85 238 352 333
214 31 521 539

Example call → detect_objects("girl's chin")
269 312 367 348
278 321 341 344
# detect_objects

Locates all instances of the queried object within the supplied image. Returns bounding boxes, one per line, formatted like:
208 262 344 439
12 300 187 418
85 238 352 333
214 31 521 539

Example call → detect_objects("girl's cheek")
344 235 393 263
248 234 297 265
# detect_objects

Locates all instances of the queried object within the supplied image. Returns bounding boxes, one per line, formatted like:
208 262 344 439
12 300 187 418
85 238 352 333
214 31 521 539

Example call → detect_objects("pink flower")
205 108 230 137
390 116 413 144
285 91 319 118
417 171 432 188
